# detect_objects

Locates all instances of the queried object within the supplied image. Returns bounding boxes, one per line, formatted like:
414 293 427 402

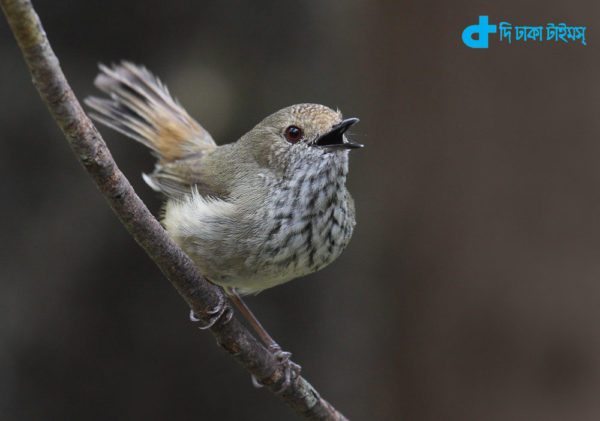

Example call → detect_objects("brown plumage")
85 62 362 294
86 62 363 387
85 61 215 163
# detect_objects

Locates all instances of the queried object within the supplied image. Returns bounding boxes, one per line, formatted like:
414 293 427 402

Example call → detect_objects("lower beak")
315 117 363 149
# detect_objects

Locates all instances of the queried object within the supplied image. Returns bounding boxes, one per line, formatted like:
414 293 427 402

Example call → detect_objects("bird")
85 61 363 388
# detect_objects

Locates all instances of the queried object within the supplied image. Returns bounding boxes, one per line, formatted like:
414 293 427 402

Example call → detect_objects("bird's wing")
85 62 225 199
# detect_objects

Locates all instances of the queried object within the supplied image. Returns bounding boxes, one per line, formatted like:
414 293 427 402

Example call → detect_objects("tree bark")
0 0 347 419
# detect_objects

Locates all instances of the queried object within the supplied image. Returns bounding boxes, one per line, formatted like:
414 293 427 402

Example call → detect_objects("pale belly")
234 203 355 294
163 189 355 295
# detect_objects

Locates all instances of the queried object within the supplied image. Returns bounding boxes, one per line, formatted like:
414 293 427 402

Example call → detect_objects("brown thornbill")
85 62 363 389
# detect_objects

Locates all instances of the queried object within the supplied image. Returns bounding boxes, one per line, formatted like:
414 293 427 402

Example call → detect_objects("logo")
462 16 587 48
462 16 497 49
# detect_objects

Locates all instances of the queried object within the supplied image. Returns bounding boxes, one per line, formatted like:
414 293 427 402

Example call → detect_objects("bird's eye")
284 125 303 143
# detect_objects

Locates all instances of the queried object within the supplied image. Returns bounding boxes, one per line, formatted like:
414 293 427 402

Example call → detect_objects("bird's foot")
189 294 233 330
251 344 302 393
271 345 302 394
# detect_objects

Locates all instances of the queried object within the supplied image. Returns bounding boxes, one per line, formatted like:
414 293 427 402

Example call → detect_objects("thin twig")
0 1 348 419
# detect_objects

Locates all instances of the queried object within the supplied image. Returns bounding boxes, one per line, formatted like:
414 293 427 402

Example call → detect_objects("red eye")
284 125 303 143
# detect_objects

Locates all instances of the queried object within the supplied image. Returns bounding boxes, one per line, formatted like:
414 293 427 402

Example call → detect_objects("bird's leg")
226 288 301 392
227 289 279 350
189 293 234 330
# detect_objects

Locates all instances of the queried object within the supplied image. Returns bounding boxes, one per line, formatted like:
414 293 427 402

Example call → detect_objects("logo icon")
462 16 497 48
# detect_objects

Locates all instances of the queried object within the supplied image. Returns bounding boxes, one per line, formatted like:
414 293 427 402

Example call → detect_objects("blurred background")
1 0 600 420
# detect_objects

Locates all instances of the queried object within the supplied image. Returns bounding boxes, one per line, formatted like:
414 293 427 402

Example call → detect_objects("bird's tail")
85 61 216 163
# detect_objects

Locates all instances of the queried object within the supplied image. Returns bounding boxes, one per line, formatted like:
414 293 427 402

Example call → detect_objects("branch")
0 1 348 419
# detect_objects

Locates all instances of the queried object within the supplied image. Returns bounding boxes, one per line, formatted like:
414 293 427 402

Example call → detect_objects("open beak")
314 117 363 149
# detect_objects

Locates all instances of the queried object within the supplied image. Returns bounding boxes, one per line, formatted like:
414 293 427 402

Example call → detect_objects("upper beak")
314 117 363 149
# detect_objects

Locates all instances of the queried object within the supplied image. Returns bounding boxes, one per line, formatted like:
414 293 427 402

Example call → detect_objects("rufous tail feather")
85 61 216 163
